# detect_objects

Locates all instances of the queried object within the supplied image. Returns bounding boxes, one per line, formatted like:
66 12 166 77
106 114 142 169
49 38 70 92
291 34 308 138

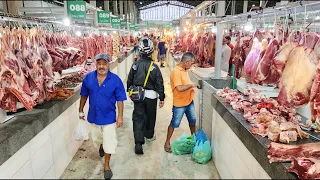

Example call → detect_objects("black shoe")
104 170 113 179
99 144 104 157
135 144 143 155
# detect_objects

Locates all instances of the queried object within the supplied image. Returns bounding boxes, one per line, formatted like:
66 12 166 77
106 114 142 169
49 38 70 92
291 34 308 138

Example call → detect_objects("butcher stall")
171 0 320 179
0 16 135 179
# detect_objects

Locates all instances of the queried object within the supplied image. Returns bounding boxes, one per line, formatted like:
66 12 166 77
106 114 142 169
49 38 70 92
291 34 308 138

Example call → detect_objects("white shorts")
90 123 118 154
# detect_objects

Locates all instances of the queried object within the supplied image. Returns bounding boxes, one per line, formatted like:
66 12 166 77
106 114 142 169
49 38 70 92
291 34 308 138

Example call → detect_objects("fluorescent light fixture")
103 32 108 36
316 16 320 20
140 2 143 4
62 18 70 26
244 21 253 31
113 31 117 34
193 27 196 31
75 30 82 36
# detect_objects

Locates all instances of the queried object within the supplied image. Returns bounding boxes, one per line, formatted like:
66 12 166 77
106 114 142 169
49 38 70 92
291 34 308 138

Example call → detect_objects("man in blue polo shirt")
79 53 127 179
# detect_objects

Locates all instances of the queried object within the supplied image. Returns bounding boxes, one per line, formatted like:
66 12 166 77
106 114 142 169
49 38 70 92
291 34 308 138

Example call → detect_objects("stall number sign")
120 19 127 28
67 1 86 19
130 23 136 31
111 17 121 27
98 11 110 23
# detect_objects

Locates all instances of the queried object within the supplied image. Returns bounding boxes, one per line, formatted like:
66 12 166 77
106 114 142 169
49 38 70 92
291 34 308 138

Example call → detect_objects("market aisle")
61 65 220 179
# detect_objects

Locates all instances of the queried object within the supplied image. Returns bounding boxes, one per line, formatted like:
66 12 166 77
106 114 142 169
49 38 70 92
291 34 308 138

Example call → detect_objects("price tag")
67 1 86 19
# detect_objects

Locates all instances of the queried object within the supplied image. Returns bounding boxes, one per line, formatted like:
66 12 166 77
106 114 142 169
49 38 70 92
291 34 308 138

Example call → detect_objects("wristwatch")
79 112 85 117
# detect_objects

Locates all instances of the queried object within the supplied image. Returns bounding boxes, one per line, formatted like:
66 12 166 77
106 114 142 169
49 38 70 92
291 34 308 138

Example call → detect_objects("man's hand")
79 112 85 120
159 100 164 108
116 117 123 128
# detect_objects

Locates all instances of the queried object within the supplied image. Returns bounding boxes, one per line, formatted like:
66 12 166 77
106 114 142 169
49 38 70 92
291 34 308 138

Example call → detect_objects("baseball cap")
95 53 110 62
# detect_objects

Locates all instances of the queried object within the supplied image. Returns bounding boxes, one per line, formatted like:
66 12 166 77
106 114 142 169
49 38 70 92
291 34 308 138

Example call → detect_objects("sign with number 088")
111 16 121 27
67 1 86 19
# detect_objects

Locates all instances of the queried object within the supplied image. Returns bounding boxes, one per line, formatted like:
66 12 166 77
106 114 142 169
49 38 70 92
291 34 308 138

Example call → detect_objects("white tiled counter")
0 99 89 179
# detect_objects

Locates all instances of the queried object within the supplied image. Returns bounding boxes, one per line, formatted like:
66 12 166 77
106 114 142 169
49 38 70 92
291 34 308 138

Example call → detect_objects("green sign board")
97 11 110 23
67 1 86 19
111 16 120 27
129 23 136 31
120 19 127 28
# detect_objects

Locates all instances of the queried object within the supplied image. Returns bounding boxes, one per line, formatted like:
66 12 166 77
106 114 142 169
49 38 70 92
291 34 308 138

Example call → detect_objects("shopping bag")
171 134 196 155
195 129 207 142
192 140 212 164
73 119 89 141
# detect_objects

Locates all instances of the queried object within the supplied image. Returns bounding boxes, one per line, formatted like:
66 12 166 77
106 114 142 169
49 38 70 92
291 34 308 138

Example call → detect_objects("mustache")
98 68 106 71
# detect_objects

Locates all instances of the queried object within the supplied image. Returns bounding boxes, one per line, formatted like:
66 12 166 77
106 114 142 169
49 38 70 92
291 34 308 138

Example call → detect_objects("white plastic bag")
73 119 89 141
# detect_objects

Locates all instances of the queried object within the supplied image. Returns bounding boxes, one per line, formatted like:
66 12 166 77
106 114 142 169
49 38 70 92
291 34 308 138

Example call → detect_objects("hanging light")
244 21 253 31
62 18 70 26
193 26 197 31
316 16 320 20
103 32 108 36
113 30 117 34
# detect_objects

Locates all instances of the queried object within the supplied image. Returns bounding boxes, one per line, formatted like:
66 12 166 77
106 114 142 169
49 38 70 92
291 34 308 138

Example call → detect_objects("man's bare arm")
175 84 199 92
79 96 88 113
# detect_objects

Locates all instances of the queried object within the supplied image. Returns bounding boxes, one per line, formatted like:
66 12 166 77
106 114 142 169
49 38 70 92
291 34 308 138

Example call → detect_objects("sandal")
164 145 172 153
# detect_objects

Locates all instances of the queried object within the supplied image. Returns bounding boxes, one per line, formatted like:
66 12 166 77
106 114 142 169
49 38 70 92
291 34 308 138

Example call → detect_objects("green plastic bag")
171 134 196 155
192 140 212 164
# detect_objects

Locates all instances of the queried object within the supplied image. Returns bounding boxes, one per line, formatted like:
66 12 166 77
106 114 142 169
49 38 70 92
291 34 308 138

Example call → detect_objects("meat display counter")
201 80 319 179
0 50 135 179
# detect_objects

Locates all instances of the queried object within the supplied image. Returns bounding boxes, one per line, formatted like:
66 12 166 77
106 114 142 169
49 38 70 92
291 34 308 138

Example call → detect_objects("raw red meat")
267 142 320 163
286 158 320 179
278 33 320 108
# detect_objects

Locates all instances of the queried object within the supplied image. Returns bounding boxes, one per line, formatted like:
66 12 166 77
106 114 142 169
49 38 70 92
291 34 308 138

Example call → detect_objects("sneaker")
135 144 143 155
146 135 156 142
99 144 104 157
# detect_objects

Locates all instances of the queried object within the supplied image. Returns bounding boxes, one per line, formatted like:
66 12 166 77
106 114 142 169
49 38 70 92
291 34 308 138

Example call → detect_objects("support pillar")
124 0 128 20
202 8 205 22
214 0 226 79
90 0 96 7
3 1 21 15
104 0 109 11
190 11 195 27
209 3 213 16
243 0 248 13
260 0 265 7
231 0 236 15
113 0 118 16
119 0 124 19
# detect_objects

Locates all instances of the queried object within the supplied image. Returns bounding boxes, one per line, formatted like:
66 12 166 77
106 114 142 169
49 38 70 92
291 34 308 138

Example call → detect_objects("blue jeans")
170 101 197 128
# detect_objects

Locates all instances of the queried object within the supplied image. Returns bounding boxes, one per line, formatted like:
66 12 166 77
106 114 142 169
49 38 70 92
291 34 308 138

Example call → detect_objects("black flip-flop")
99 144 104 157
164 145 172 153
104 170 113 179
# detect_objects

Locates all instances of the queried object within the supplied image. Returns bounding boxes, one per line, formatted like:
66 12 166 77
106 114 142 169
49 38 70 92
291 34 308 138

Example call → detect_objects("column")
260 0 265 7
3 0 21 15
190 11 195 27
202 8 205 22
214 0 226 79
119 0 124 19
113 0 118 16
90 0 96 7
209 3 213 16
104 0 109 11
124 0 128 20
231 0 236 15
243 0 248 13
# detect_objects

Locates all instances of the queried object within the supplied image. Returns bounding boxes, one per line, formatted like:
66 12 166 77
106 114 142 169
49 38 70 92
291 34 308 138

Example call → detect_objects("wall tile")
31 139 54 179
0 143 31 179
11 160 33 179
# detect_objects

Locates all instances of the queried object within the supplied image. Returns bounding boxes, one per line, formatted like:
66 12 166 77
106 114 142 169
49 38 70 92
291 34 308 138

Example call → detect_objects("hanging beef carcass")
0 27 35 111
253 31 298 84
309 39 320 123
204 32 216 66
277 32 320 108
244 37 262 82
250 39 270 83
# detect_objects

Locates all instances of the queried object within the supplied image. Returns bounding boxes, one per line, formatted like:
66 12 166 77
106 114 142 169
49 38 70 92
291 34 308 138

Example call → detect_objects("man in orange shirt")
164 52 200 153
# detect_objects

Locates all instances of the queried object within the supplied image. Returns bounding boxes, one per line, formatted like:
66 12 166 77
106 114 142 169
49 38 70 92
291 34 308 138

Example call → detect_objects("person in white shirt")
221 37 232 73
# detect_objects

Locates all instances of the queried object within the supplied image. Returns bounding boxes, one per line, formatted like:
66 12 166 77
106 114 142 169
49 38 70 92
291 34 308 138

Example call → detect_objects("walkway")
61 66 220 179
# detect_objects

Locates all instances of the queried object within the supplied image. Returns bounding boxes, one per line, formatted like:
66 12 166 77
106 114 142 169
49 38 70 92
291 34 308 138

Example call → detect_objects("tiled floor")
61 65 220 179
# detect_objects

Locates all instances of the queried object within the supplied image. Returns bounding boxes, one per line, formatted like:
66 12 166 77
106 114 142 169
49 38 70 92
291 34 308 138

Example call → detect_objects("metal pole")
104 0 109 11
119 0 123 18
113 0 118 16
214 0 226 79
